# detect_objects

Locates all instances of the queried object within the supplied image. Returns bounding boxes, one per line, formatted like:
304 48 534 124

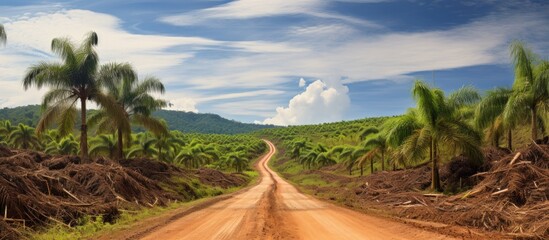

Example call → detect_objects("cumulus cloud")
167 97 198 113
299 78 306 87
261 79 350 126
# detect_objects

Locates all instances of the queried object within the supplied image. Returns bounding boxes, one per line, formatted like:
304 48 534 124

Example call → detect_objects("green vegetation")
0 105 277 135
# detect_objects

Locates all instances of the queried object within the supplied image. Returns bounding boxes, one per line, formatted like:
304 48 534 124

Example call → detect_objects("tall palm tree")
504 41 549 141
22 32 129 162
475 88 514 149
0 24 6 45
89 67 168 159
385 81 483 191
89 134 117 159
9 124 41 150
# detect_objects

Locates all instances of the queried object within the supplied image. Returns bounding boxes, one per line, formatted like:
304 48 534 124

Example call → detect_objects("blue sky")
0 0 548 125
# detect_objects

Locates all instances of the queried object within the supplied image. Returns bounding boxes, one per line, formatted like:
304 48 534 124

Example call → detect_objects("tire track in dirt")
138 140 455 240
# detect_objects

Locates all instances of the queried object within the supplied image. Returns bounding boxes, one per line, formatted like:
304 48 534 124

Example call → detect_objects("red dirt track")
141 140 454 240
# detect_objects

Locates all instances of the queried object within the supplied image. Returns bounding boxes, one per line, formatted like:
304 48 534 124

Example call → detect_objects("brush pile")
0 146 248 239
435 143 549 238
362 143 549 239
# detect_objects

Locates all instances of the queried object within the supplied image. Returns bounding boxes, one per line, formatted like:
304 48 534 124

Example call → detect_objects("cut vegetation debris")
276 143 549 239
0 146 251 240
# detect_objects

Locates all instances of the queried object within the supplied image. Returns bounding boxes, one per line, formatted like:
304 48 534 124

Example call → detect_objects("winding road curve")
141 140 454 240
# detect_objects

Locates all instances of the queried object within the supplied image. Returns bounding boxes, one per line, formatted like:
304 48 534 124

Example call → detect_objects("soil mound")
0 149 249 240
196 168 247 188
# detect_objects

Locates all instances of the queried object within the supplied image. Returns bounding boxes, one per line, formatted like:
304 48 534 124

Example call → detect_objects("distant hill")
0 105 277 134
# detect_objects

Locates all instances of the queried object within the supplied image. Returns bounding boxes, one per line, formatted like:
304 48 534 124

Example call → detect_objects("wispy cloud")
158 0 381 27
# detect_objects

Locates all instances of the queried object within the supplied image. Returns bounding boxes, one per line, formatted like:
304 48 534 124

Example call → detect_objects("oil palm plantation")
9 124 41 150
475 87 514 149
22 32 129 162
89 67 168 159
503 41 549 141
385 81 483 191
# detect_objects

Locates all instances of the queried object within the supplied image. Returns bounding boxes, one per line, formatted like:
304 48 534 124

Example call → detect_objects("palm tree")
289 139 309 159
385 81 483 191
475 88 514 149
0 24 6 45
175 144 218 168
9 124 41 149
22 32 129 162
126 133 158 158
89 134 118 159
154 131 184 162
225 152 249 173
504 41 549 141
300 144 335 168
45 135 79 155
89 67 168 159
361 127 388 171
0 120 16 143
338 146 368 175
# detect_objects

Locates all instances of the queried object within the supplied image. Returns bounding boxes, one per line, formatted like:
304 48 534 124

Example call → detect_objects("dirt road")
141 140 455 240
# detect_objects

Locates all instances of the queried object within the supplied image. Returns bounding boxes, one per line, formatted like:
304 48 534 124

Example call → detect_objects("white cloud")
0 9 306 108
159 0 379 27
168 97 198 113
261 79 350 126
299 78 306 87
198 90 284 102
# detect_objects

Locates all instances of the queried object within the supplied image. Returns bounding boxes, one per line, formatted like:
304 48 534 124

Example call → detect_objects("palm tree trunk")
531 107 537 141
360 164 363 176
117 128 124 160
370 159 374 174
507 129 513 150
381 150 385 171
431 139 441 191
80 97 89 162
349 164 352 175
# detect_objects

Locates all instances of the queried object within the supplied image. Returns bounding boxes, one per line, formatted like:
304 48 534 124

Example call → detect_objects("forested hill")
0 105 277 134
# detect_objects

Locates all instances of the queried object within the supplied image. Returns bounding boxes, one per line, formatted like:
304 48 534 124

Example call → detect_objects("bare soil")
139 141 456 240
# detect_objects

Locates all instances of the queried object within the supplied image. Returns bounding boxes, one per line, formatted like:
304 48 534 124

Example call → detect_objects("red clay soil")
0 146 247 240
290 144 548 239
